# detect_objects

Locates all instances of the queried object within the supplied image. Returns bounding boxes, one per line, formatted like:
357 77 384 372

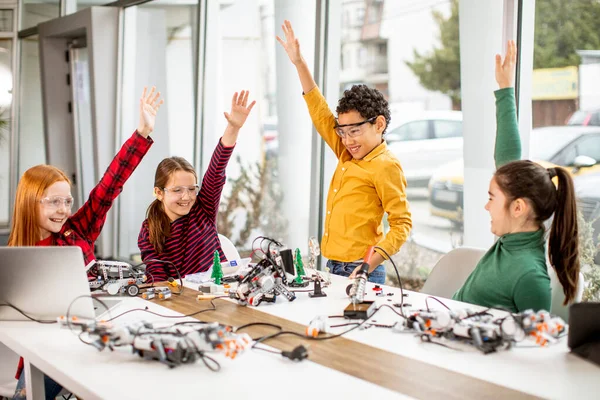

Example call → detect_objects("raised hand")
495 40 517 89
137 86 164 138
276 20 304 66
223 90 256 129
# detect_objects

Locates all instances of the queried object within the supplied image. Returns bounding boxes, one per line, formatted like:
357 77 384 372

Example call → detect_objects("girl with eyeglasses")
138 91 255 281
8 87 163 400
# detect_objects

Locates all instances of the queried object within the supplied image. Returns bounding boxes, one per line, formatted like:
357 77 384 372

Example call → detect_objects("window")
433 120 462 139
575 135 600 164
356 7 365 25
357 47 367 67
117 3 198 257
0 39 10 228
386 121 430 142
22 0 59 30
205 0 316 255
17 36 45 176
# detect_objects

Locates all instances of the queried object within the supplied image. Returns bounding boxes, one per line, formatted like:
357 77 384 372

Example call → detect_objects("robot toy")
58 317 252 368
89 260 148 297
230 257 296 306
394 308 566 354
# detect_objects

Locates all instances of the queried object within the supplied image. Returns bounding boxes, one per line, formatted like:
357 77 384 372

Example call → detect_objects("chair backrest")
0 342 19 397
218 234 241 261
421 246 487 298
548 266 585 321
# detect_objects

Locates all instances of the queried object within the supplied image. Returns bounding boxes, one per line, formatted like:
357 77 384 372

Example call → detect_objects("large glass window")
21 0 59 30
0 39 11 228
17 35 45 175
336 0 460 288
206 0 316 256
532 0 600 302
117 2 198 258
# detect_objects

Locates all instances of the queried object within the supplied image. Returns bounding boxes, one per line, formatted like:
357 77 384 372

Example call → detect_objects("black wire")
143 259 184 295
254 303 399 346
425 296 451 311
420 334 463 351
252 344 283 355
0 304 57 324
235 322 283 332
374 246 405 316
104 297 225 322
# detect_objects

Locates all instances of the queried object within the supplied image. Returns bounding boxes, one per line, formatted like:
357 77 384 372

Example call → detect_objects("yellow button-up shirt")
304 87 412 262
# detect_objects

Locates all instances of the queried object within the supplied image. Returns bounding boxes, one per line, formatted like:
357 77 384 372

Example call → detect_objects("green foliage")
405 0 460 108
578 210 600 302
406 0 600 104
534 0 600 68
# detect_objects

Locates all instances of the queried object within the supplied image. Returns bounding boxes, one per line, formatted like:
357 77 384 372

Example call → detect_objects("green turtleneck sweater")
452 88 551 313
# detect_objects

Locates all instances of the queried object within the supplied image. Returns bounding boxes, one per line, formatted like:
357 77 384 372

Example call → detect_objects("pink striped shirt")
138 140 234 281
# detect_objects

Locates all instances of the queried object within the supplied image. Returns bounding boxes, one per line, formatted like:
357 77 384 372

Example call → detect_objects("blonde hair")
8 165 71 246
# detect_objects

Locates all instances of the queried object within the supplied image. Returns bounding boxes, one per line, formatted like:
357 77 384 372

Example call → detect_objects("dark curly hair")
336 84 391 134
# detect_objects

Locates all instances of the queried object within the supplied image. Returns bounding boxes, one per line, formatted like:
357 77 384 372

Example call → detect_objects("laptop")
0 247 96 321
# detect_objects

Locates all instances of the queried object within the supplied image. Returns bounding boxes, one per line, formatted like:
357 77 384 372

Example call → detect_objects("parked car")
428 126 600 225
385 111 463 187
567 109 600 127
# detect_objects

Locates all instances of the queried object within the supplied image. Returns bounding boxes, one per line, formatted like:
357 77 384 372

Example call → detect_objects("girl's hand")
137 86 164 138
223 90 256 129
495 40 517 89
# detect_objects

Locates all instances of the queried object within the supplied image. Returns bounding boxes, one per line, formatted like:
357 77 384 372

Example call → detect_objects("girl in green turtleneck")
453 41 580 313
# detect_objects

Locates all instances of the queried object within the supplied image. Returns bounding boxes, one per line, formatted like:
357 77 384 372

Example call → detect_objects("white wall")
580 63 600 111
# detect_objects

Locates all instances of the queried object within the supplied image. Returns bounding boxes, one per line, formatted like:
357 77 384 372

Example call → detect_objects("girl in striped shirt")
138 90 255 281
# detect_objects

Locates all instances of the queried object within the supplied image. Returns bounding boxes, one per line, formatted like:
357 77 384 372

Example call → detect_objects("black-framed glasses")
334 116 377 138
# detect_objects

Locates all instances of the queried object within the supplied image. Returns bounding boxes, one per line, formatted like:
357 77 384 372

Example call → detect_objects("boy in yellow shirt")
277 20 412 283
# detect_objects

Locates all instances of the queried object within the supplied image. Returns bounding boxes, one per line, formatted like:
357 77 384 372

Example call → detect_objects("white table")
0 296 408 400
200 274 600 400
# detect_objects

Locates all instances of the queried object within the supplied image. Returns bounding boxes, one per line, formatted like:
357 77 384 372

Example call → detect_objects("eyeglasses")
40 196 74 210
162 185 200 198
334 117 377 139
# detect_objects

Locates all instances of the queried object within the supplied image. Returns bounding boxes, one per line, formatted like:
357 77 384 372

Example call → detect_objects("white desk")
0 296 407 400
199 274 600 400
1 275 599 400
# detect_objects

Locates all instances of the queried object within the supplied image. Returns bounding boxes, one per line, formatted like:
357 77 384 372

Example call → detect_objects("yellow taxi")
428 126 600 225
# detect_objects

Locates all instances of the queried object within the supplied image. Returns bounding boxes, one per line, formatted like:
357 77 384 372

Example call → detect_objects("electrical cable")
374 246 405 316
140 259 184 295
0 304 57 324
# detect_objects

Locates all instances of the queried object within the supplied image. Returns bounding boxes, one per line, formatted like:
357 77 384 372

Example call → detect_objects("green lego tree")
211 250 223 285
294 248 306 284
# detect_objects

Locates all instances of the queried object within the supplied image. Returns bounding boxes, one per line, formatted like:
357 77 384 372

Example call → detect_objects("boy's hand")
495 40 516 89
276 20 304 66
137 86 164 138
348 266 361 280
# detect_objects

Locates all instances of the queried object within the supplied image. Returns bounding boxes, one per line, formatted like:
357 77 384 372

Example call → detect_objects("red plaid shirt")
15 130 152 379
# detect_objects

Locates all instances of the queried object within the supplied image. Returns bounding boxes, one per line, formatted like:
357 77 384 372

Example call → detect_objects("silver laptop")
0 247 96 321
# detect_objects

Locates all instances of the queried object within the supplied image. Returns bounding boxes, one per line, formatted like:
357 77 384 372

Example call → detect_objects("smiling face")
336 111 385 159
37 180 73 239
155 170 198 221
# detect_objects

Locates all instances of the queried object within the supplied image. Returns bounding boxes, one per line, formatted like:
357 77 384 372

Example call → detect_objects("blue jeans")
326 260 386 284
13 372 63 400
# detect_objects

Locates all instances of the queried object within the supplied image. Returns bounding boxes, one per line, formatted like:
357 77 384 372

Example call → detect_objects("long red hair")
8 165 71 246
